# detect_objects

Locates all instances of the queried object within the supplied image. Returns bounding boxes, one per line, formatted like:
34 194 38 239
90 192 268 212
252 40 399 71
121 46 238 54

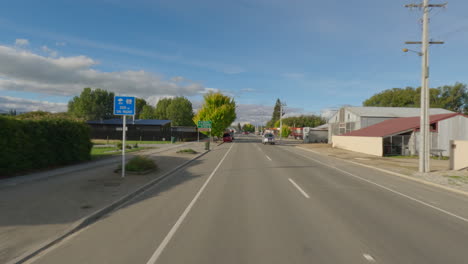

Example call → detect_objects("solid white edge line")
146 143 234 264
284 147 468 224
288 178 310 199
265 155 272 161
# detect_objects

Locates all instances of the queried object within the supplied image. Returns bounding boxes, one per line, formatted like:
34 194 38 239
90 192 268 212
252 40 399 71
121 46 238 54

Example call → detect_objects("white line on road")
146 143 234 264
288 178 310 199
265 155 272 161
284 147 468 224
363 253 376 262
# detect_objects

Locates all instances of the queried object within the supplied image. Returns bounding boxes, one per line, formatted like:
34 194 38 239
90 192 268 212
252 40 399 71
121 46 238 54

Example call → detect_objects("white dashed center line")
288 178 310 199
363 253 376 262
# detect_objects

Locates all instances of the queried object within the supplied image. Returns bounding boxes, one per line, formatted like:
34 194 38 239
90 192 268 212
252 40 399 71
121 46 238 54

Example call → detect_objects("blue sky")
0 0 467 122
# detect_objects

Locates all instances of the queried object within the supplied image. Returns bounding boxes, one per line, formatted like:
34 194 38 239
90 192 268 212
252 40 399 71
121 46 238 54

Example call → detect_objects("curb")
0 142 196 188
295 146 468 198
9 148 209 264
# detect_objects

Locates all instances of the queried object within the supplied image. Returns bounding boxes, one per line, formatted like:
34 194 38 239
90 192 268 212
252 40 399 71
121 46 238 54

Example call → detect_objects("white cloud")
41 45 58 57
15 38 29 46
0 96 67 113
0 45 206 98
55 41 66 46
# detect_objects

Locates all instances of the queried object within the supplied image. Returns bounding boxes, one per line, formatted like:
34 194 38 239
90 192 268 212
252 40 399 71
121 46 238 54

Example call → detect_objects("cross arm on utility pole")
404 3 447 8
405 41 444 44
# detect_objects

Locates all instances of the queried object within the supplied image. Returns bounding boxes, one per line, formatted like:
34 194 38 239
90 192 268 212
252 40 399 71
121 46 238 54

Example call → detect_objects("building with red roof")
332 113 468 157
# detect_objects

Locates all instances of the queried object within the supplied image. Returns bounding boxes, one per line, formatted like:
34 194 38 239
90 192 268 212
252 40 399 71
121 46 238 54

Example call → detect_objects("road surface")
26 134 468 264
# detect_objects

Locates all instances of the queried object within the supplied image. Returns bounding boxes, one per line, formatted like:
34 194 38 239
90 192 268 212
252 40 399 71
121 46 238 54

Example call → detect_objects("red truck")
291 127 303 140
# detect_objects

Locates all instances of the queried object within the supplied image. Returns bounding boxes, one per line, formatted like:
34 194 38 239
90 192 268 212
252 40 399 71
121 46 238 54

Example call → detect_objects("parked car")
262 133 275 145
223 133 233 142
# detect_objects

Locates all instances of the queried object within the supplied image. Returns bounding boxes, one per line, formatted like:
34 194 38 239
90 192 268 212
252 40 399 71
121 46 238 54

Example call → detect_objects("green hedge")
0 116 93 176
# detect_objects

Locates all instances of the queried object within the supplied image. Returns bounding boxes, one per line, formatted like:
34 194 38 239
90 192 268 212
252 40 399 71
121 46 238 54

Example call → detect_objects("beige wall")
450 140 468 170
332 136 383 156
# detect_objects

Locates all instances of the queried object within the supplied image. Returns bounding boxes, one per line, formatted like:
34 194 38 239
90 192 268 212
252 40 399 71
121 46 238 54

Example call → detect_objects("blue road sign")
114 96 136 115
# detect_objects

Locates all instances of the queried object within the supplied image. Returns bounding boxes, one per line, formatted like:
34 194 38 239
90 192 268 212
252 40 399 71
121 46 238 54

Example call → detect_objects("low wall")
332 136 383 156
450 140 468 170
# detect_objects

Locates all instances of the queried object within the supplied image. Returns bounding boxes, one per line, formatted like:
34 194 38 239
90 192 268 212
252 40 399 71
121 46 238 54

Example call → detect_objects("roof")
311 124 328 130
342 113 465 137
344 107 453 118
87 119 171 126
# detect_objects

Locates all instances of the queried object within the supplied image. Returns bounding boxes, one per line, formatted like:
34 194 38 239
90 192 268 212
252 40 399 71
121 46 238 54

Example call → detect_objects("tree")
68 88 114 120
266 99 282 128
154 98 173 120
242 123 255 132
193 92 236 137
281 125 291 138
363 83 467 113
135 98 147 119
237 122 242 132
166 97 194 126
139 105 157 119
276 115 326 128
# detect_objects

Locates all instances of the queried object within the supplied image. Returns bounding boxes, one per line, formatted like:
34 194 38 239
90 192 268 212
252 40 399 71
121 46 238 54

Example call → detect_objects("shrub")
125 156 157 172
0 116 92 176
177 148 197 154
133 143 139 148
117 142 132 150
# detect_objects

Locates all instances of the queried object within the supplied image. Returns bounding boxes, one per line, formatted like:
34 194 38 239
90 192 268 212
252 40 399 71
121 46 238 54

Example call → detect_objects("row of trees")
242 123 255 132
363 82 468 114
266 98 326 128
139 97 194 126
67 88 196 126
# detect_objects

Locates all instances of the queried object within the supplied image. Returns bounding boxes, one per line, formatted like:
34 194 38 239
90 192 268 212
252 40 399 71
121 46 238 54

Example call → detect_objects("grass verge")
388 155 449 160
91 146 154 160
92 139 173 145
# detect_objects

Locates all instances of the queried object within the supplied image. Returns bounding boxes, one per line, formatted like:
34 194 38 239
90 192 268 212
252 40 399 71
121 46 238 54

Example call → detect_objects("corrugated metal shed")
87 119 171 126
346 107 453 118
342 113 462 137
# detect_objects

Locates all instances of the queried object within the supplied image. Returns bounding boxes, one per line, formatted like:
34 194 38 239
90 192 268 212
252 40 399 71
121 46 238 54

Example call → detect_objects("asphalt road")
27 134 468 264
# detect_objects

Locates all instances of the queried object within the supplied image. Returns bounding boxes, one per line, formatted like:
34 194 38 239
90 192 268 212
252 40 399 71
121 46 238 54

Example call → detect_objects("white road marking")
284 147 468 224
265 155 272 161
146 143 234 264
288 178 310 199
363 253 376 262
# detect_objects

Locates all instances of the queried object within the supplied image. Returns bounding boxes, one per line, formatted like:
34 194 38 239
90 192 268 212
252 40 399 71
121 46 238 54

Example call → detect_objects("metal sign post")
122 115 126 177
114 96 136 178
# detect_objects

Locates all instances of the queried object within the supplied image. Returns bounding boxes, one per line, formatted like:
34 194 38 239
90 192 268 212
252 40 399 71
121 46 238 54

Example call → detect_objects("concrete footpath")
297 143 468 193
0 142 207 264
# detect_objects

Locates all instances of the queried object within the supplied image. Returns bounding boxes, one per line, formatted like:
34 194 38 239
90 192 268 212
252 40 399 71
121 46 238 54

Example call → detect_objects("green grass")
176 148 198 154
91 146 154 160
92 139 174 145
388 155 418 159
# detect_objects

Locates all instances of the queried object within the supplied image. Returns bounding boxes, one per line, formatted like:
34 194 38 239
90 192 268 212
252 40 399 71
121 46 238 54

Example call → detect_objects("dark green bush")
125 156 157 172
116 142 132 150
0 116 93 176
